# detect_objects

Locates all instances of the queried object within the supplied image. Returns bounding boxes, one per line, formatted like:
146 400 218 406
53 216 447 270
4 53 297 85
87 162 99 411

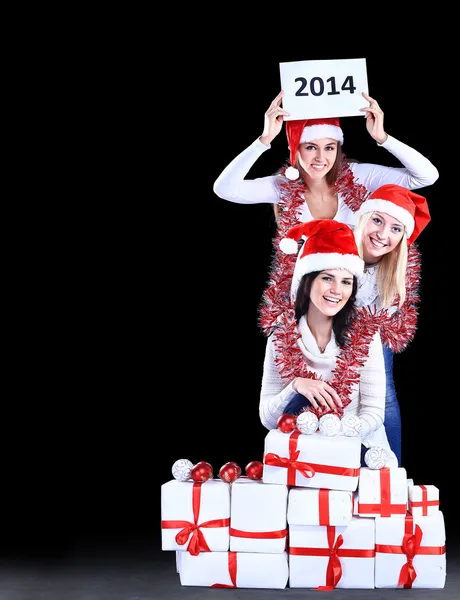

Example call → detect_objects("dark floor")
0 543 458 600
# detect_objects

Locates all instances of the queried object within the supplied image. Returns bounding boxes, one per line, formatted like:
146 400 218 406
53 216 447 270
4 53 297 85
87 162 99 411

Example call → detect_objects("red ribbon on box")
410 485 439 516
319 489 330 526
358 467 406 517
290 525 375 590
230 527 287 539
161 482 230 556
264 430 359 486
211 552 237 588
375 513 446 588
317 489 353 525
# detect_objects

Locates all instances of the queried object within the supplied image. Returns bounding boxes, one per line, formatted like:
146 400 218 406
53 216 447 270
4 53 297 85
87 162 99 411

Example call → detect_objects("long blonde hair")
354 212 408 308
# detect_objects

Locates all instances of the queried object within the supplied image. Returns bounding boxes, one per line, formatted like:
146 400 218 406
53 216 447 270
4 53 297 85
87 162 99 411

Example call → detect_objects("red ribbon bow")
318 528 344 590
161 483 229 556
375 514 445 588
290 525 375 589
264 430 358 485
264 432 315 485
398 524 423 588
264 450 316 481
175 523 210 556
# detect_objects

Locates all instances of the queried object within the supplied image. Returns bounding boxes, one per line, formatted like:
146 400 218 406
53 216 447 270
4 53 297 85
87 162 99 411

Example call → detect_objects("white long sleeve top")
259 317 396 461
355 264 382 310
213 136 439 229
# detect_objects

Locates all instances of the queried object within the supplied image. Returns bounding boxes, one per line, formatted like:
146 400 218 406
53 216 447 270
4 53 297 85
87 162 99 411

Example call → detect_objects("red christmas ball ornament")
196 461 213 475
191 461 213 483
277 413 297 433
245 460 263 480
228 461 242 477
219 461 240 483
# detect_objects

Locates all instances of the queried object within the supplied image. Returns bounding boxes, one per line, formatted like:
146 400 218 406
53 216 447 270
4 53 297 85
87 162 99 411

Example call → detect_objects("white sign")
279 58 369 121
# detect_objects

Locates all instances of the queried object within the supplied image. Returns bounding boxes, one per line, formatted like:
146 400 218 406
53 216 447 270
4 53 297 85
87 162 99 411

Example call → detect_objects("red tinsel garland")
258 158 422 415
378 243 421 352
259 158 373 337
272 301 383 418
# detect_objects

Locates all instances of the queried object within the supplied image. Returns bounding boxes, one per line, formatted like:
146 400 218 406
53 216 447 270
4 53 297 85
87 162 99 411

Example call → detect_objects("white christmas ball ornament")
296 410 318 435
364 447 387 470
319 413 341 437
383 450 399 469
172 458 194 481
341 414 362 437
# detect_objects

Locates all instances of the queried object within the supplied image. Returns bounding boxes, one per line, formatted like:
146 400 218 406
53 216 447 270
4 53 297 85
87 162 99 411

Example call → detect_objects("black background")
3 41 455 563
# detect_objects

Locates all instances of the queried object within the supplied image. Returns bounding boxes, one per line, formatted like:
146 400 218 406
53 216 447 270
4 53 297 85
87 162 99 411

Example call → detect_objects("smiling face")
297 138 338 181
308 269 354 317
362 211 405 263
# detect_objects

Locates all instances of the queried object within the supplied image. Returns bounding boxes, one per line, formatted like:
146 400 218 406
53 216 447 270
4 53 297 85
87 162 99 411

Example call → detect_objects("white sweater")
259 317 396 462
213 136 439 229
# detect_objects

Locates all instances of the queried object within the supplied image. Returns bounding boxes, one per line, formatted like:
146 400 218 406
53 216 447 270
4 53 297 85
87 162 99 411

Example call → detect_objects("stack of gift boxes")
161 426 446 590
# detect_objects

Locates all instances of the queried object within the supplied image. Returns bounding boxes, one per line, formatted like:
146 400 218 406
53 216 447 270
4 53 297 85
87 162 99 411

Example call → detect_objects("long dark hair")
294 271 358 347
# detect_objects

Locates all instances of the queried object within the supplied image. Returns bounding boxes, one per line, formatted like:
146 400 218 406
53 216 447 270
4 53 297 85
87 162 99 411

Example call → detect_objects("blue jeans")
284 344 401 467
284 393 312 417
382 345 401 466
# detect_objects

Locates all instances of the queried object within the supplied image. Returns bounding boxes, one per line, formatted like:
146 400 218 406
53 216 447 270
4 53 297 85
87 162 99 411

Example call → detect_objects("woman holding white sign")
213 91 438 466
213 91 437 225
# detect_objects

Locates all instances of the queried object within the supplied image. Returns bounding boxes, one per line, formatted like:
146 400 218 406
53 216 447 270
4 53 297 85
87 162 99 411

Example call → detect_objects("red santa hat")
354 184 430 246
285 117 344 181
280 219 364 299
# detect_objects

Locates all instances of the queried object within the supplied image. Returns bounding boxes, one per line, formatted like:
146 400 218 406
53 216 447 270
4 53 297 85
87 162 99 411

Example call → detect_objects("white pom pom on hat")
279 237 298 254
285 166 300 181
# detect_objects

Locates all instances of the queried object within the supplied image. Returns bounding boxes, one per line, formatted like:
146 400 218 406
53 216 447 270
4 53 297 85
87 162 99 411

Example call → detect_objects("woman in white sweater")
259 218 397 465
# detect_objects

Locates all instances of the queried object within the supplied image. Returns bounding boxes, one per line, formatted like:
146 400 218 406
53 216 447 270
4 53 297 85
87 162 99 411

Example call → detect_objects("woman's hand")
293 377 343 412
260 91 290 146
360 92 388 145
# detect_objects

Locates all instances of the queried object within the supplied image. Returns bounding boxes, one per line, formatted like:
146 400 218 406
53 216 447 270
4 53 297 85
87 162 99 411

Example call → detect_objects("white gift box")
406 478 414 510
175 551 181 573
161 479 230 553
179 551 289 589
375 512 446 589
289 517 375 589
230 477 288 553
408 485 439 517
353 490 359 515
288 487 353 526
357 467 407 517
263 430 361 491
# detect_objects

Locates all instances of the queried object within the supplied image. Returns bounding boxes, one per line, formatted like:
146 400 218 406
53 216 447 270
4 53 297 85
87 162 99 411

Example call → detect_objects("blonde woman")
351 184 430 464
